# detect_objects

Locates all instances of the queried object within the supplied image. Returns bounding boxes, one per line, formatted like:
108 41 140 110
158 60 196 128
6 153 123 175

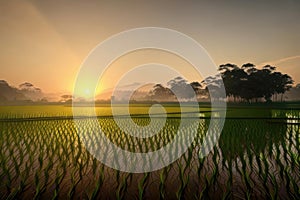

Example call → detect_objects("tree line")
214 63 293 102
145 63 294 103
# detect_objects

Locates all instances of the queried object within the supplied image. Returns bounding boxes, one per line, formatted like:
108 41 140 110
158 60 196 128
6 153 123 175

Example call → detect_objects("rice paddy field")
0 104 299 199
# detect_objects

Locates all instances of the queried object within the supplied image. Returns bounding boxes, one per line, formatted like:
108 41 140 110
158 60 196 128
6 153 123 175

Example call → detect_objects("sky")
0 0 299 96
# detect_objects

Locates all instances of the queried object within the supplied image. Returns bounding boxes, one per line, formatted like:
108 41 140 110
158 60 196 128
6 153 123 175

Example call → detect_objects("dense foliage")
146 63 294 103
215 63 294 102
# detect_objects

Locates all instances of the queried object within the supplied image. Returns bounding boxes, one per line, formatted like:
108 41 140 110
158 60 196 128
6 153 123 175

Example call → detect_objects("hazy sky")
1 0 300 94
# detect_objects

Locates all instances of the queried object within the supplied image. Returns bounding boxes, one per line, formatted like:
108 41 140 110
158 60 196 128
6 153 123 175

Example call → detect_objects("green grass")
1 104 299 119
0 104 299 199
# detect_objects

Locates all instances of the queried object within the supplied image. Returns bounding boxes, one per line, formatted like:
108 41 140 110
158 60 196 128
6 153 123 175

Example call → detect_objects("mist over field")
1 0 300 199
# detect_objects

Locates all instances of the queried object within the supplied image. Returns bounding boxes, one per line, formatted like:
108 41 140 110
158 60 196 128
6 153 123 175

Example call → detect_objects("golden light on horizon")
94 49 204 91
1 1 299 95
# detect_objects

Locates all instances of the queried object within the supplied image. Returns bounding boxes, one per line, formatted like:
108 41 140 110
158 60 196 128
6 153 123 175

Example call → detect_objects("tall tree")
149 84 175 101
216 63 294 103
167 77 195 100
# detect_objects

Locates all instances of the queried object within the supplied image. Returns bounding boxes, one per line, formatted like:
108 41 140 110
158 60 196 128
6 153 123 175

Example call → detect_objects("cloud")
259 55 300 84
259 55 300 66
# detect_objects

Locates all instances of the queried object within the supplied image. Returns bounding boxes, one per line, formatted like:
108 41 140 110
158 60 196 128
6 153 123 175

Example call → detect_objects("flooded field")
0 105 299 199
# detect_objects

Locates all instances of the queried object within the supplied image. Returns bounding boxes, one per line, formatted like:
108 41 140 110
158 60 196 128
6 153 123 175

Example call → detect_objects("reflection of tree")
218 114 287 163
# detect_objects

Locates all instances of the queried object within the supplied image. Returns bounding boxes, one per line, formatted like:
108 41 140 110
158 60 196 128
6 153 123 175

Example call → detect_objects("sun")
84 89 91 97
72 79 105 100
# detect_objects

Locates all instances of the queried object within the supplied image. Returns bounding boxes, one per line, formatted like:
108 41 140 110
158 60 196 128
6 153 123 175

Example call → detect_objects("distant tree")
167 76 196 100
202 75 224 101
251 65 292 102
218 63 247 102
145 65 293 103
146 78 205 102
167 77 187 98
60 94 73 103
215 63 294 103
271 72 293 101
0 80 27 101
190 81 202 93
241 63 256 71
19 82 43 101
40 97 48 102
149 84 175 101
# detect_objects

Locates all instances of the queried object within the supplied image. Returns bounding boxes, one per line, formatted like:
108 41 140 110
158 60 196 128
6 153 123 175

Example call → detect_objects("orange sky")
0 0 299 94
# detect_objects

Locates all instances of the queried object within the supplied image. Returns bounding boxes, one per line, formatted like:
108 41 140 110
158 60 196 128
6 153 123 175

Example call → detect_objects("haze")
1 0 299 94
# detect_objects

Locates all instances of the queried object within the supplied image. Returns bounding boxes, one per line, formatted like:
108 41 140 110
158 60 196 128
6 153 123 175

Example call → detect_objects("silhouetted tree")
202 75 224 101
60 95 73 103
190 81 202 97
147 78 207 102
149 84 175 101
218 64 247 102
216 63 294 102
167 77 196 100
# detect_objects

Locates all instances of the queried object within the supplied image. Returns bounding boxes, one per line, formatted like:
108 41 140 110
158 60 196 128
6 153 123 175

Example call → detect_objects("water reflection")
218 119 287 161
212 111 299 199
272 109 300 124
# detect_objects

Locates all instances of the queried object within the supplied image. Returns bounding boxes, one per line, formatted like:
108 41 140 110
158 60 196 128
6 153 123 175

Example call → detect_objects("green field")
0 104 299 199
